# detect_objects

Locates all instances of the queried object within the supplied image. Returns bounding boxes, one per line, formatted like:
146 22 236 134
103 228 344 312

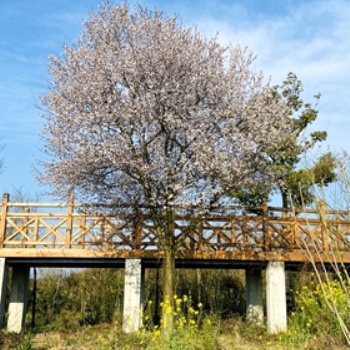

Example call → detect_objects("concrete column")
7 266 30 333
245 267 264 324
266 261 287 333
123 259 144 333
0 258 8 328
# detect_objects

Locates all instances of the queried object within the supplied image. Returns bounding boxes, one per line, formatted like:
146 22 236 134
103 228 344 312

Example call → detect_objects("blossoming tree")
39 3 292 335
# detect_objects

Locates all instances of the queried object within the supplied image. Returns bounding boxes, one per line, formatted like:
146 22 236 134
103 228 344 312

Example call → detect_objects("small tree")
38 2 292 336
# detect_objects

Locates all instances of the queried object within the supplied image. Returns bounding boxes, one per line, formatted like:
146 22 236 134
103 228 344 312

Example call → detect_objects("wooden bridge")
1 193 350 263
2 193 350 334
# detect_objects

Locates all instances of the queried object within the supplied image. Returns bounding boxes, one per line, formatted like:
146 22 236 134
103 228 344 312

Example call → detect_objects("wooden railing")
1 194 350 262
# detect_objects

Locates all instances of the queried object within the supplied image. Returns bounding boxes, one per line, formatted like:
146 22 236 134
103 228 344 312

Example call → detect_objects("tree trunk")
197 269 202 302
161 246 176 339
154 267 161 326
281 189 289 209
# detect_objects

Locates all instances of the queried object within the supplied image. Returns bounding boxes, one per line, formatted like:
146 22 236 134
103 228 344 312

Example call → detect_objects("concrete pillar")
7 266 30 333
0 258 8 329
266 261 287 333
245 267 264 324
123 259 144 333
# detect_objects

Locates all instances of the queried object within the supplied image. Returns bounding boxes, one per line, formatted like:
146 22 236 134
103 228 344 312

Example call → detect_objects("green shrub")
286 278 350 343
30 268 244 332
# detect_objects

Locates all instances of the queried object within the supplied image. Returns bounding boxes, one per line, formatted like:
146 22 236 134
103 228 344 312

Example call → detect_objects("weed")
15 333 32 350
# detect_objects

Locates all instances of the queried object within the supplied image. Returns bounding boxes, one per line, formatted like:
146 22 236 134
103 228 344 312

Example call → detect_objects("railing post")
22 207 30 248
336 213 342 250
135 220 142 250
262 199 270 252
198 220 203 251
231 218 237 246
100 216 106 247
242 212 248 249
0 194 9 248
320 201 329 253
290 210 297 249
80 213 86 249
66 194 74 249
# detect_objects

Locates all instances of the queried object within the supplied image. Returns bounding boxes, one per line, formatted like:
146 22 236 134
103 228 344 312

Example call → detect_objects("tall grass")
291 151 350 346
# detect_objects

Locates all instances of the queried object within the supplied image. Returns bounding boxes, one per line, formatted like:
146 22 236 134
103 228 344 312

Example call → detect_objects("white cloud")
188 0 350 155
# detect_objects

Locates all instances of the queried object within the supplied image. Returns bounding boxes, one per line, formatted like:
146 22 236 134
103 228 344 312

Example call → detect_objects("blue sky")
0 0 349 201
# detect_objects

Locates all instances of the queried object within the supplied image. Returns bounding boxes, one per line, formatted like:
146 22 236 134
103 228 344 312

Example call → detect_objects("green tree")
233 72 337 208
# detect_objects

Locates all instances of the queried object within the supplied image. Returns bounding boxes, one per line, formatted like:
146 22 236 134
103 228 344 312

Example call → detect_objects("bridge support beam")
0 258 8 329
266 261 287 333
123 259 144 333
245 267 264 324
7 266 30 333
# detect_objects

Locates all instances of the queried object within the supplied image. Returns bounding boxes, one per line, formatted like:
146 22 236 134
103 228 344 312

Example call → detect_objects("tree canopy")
40 3 291 208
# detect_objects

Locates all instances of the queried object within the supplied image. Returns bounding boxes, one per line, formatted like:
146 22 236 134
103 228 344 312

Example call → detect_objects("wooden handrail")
0 194 9 248
0 196 350 262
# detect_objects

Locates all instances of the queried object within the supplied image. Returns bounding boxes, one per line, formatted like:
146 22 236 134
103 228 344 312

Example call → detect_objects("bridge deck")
1 195 350 263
